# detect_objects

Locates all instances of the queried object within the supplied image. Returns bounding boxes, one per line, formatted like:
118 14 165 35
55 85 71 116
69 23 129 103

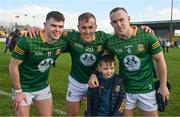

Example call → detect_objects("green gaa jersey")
62 31 111 83
12 32 67 92
105 26 162 93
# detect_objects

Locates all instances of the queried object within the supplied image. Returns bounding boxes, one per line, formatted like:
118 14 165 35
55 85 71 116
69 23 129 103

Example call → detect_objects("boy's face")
99 62 115 79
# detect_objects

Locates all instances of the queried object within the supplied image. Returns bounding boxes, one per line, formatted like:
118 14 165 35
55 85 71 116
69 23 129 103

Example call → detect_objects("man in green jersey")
28 12 109 116
62 12 110 116
88 7 170 116
9 11 66 116
28 12 153 116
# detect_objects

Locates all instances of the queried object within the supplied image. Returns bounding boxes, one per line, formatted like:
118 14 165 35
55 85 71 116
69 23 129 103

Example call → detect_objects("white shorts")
12 85 52 106
66 75 88 102
125 90 158 111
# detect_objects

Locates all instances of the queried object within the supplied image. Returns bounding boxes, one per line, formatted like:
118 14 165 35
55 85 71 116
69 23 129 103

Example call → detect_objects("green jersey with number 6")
105 27 162 93
12 32 67 92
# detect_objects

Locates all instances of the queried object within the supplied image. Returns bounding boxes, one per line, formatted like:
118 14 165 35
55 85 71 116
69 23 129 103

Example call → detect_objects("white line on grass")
0 90 11 97
0 90 66 115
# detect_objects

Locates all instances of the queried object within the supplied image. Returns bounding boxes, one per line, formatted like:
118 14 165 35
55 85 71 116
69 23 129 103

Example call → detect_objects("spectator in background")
9 29 21 52
158 37 166 53
165 40 171 52
4 34 11 53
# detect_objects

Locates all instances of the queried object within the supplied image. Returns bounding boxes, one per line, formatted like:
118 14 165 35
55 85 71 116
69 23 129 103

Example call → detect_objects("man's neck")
44 32 56 44
80 35 95 44
118 27 133 39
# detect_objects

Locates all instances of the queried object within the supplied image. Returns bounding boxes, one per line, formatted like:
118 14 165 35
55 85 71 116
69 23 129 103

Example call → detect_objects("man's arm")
153 52 170 101
88 74 99 88
9 58 22 90
9 57 27 110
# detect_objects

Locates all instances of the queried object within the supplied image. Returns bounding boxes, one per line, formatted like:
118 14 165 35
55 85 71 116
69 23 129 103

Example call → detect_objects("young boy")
86 54 125 116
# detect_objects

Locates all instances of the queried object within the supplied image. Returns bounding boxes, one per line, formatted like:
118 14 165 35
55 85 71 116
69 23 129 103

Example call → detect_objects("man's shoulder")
137 28 155 37
136 28 157 42
96 30 112 37
63 30 80 36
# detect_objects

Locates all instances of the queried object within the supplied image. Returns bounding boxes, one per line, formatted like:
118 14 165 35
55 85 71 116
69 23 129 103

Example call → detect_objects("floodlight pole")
170 0 173 42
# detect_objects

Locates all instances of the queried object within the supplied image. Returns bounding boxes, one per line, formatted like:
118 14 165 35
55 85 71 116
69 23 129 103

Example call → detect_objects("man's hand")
88 74 99 88
13 92 27 111
27 27 42 38
140 25 155 35
157 85 170 103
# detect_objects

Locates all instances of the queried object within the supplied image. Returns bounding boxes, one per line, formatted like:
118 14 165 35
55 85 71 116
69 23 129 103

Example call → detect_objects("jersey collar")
131 25 138 37
40 30 46 43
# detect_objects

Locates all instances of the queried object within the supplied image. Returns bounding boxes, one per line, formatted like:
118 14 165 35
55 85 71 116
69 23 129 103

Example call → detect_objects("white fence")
0 38 6 42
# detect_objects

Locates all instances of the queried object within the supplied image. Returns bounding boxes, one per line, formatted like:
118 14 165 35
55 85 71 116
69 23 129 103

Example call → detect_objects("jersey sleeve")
12 37 29 60
60 31 73 52
148 34 162 55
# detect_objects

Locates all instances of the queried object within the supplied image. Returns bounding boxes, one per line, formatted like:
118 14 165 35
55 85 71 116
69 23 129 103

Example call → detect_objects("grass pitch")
0 42 180 116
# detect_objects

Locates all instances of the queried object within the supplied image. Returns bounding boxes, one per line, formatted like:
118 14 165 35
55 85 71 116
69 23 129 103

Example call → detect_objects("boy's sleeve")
112 77 126 116
60 31 73 53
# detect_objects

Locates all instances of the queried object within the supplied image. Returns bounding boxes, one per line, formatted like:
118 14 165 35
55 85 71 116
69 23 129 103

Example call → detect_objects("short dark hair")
78 12 96 23
99 54 115 67
46 11 65 22
110 7 128 16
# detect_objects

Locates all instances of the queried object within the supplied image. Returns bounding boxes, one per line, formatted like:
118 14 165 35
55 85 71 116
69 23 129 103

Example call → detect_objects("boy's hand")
88 74 99 88
28 27 42 38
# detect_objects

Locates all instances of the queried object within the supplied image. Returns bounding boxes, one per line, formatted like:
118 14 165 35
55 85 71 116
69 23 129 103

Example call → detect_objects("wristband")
15 89 22 94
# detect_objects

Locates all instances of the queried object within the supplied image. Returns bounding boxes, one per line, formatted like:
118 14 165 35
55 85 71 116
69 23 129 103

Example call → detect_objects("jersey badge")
137 44 144 52
56 49 61 55
97 45 103 52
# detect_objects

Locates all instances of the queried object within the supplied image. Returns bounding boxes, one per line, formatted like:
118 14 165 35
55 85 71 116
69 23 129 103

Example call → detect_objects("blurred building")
131 20 180 43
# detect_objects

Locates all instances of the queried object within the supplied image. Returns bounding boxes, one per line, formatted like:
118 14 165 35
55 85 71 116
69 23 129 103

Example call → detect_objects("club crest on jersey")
123 55 141 71
137 44 144 52
80 53 96 66
56 49 61 55
38 58 54 72
97 45 103 52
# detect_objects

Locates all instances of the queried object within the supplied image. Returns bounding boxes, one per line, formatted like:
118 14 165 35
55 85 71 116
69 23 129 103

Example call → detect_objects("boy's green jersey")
62 31 111 84
105 27 162 93
12 32 67 92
